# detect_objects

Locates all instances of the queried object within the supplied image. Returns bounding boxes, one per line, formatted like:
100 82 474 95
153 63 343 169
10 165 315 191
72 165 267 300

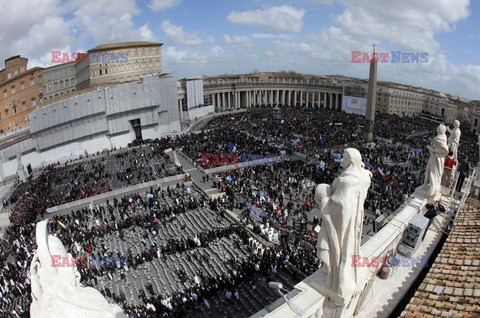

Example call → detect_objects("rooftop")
88 41 163 53
401 198 480 318
4 55 22 63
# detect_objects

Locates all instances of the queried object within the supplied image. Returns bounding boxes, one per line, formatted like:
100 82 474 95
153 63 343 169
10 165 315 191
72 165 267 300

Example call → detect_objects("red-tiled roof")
402 198 480 318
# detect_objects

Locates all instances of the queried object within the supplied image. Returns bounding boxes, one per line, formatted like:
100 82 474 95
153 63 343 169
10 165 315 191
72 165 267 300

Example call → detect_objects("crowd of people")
0 107 477 317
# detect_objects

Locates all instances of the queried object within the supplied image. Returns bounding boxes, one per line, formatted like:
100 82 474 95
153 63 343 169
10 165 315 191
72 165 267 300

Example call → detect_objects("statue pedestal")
17 167 27 181
304 269 367 318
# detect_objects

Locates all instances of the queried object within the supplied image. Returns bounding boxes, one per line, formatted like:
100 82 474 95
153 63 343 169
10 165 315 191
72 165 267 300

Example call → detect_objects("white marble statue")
16 153 27 181
447 120 461 160
420 124 449 201
315 148 372 299
30 220 126 318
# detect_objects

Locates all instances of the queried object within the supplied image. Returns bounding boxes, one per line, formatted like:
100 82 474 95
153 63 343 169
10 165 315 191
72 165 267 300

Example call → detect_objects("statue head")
454 120 460 128
341 148 364 170
436 124 446 136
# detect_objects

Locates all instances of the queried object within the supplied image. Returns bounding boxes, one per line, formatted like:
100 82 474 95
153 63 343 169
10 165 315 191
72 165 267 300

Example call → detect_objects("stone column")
222 92 226 111
300 91 303 106
306 91 309 107
329 93 333 110
364 57 378 143
294 91 297 106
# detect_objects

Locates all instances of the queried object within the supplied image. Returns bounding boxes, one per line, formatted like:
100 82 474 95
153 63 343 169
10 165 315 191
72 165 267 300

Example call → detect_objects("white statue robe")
30 221 126 318
423 134 449 201
316 167 371 298
447 128 461 160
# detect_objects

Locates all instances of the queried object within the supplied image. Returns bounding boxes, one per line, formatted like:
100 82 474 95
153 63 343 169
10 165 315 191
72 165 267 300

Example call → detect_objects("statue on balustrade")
447 120 461 161
315 148 372 300
30 220 126 318
420 124 449 201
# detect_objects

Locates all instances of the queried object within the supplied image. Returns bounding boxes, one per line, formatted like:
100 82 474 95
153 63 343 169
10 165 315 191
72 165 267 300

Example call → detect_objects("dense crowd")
0 107 478 317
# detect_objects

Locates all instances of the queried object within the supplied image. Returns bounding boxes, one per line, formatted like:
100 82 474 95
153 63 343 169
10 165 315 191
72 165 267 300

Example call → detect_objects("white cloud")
228 6 305 33
73 0 156 43
0 0 74 68
139 24 155 41
149 0 181 12
329 0 470 54
251 33 292 39
0 0 160 69
223 35 254 49
162 45 233 77
211 46 225 58
161 20 214 46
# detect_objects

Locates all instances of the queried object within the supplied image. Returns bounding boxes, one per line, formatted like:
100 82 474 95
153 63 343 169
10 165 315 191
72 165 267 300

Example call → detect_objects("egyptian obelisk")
364 45 378 143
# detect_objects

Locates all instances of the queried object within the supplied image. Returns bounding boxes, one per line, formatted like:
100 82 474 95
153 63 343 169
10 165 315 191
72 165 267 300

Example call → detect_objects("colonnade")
208 89 342 111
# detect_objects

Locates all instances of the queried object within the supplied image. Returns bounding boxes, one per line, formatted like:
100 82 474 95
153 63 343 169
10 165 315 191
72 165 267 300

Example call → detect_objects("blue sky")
0 0 478 99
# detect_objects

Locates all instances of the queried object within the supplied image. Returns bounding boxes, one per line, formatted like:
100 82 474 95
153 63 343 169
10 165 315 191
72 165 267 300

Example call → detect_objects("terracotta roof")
401 198 480 318
88 41 163 53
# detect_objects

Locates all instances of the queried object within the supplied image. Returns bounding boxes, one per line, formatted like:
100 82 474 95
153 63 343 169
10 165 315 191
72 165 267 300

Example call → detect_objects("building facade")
42 63 77 102
0 56 43 132
76 41 163 91
376 86 425 117
0 74 181 180
203 72 343 111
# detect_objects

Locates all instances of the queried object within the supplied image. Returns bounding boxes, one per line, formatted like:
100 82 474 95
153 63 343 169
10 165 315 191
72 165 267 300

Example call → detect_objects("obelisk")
364 45 378 143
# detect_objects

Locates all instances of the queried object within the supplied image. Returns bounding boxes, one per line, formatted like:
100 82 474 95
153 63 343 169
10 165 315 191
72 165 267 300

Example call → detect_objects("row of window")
2 78 36 98
6 66 26 79
44 78 76 93
92 60 161 77
43 67 75 82
0 99 37 120
43 88 76 101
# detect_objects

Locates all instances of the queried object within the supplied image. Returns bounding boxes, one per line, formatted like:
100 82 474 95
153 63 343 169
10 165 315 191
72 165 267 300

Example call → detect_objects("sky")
0 0 479 100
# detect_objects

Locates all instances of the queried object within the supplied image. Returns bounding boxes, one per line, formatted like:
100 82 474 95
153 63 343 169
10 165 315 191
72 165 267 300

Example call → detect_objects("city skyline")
0 0 478 100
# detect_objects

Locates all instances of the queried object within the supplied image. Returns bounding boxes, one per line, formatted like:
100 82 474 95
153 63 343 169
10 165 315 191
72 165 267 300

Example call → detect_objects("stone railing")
252 172 477 318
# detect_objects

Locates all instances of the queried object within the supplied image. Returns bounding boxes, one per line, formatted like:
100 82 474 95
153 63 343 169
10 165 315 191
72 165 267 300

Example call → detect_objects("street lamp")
268 282 305 317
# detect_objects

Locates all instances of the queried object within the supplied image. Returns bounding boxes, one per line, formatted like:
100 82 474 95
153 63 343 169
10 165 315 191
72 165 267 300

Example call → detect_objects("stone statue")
315 148 372 299
30 220 126 318
16 153 27 181
447 120 461 160
420 124 449 201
